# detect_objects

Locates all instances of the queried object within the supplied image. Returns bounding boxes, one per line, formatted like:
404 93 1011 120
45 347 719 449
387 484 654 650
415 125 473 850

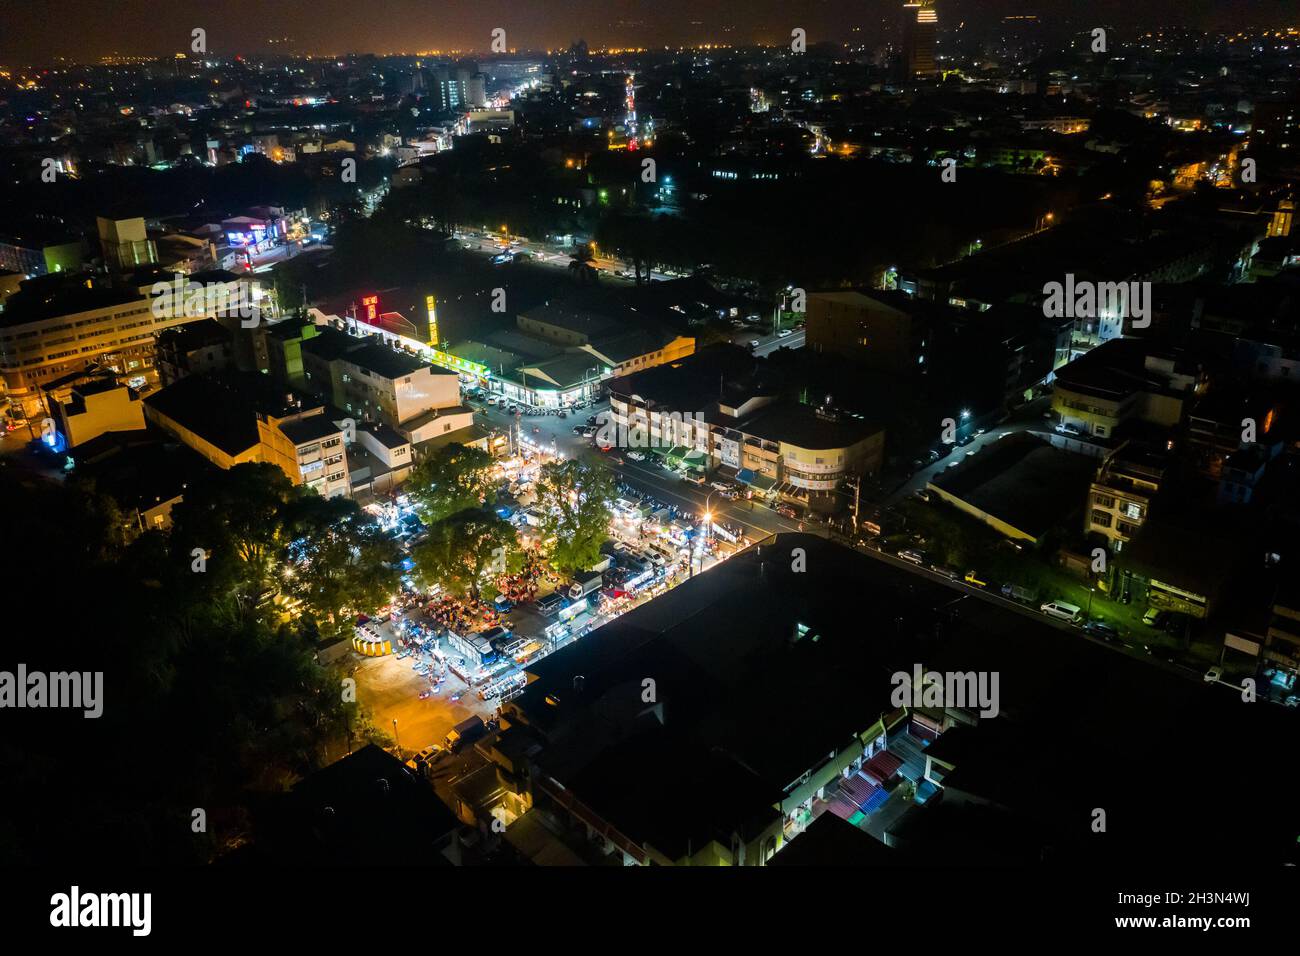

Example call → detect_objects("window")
1090 510 1113 528
1094 493 1115 508
1120 501 1143 520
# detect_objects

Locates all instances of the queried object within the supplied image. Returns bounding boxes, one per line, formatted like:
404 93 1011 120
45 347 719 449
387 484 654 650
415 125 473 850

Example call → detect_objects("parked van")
1040 601 1083 623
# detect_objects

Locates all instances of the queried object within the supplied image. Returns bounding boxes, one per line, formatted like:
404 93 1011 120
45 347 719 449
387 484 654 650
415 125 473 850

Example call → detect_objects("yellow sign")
426 294 439 346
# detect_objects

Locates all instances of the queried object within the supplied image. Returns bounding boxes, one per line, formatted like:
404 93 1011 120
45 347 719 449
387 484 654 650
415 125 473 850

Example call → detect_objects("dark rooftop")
0 278 143 328
739 400 881 451
930 433 1094 541
277 414 345 445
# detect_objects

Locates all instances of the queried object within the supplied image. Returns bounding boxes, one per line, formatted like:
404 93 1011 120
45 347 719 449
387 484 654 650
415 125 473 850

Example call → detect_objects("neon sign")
360 295 379 322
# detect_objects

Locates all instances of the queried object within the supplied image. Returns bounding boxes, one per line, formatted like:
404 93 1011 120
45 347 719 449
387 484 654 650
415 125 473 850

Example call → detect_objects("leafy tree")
405 443 496 524
0 464 371 865
280 495 403 634
410 508 518 601
533 459 615 575
167 462 301 613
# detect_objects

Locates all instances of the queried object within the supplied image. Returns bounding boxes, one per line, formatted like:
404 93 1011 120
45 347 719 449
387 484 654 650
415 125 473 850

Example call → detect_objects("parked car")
627 451 646 461
1142 608 1168 629
1040 601 1084 623
777 328 793 338
913 489 932 503
405 745 444 772
776 504 798 519
1083 619 1121 642
1204 666 1223 683
534 592 567 616
897 549 926 566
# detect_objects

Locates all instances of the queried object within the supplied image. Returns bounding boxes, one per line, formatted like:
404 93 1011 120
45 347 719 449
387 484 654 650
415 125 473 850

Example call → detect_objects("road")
471 397 807 543
752 328 804 356
456 232 675 283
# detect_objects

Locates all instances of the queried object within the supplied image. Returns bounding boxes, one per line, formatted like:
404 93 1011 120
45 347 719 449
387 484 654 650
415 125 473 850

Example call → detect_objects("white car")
777 329 793 338
627 451 646 462
1203 666 1222 684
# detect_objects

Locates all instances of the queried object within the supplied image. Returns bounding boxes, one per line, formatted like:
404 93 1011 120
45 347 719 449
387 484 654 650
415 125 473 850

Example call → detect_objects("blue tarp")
737 468 755 483
862 788 891 814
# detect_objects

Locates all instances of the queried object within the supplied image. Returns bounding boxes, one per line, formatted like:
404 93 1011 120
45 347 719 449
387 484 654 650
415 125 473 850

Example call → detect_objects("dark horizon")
2 0 1297 64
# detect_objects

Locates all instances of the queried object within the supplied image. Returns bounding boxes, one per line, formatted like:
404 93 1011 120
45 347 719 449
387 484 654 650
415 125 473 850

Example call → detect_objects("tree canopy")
533 459 615 576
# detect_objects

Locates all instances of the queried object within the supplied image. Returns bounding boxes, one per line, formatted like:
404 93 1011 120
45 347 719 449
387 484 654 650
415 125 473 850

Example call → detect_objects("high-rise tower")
901 1 939 80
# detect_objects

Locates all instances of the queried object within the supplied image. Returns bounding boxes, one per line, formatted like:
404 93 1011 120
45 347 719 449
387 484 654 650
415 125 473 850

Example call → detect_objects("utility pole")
847 476 857 535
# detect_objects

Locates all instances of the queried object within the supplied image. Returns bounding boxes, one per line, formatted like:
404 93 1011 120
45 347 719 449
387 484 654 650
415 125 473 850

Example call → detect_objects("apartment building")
296 325 471 448
143 372 350 497
1086 444 1169 551
0 271 257 419
1052 338 1204 441
262 414 351 498
606 346 884 505
806 291 931 374
53 379 147 450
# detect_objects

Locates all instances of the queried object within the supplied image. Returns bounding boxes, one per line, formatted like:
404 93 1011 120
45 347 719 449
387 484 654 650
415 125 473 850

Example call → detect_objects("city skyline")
4 0 1300 63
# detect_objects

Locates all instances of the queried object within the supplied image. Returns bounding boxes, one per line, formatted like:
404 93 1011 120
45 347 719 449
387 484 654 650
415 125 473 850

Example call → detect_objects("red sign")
360 295 379 322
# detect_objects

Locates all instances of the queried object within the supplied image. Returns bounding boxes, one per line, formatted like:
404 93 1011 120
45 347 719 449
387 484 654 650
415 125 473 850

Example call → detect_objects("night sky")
1 0 1297 62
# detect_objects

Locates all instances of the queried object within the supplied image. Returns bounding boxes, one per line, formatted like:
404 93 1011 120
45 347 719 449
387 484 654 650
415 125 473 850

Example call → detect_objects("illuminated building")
1268 199 1294 238
901 1 939 80
0 270 257 419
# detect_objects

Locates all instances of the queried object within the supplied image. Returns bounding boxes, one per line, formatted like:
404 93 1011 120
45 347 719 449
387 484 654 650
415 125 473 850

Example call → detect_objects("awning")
737 468 756 483
748 472 777 491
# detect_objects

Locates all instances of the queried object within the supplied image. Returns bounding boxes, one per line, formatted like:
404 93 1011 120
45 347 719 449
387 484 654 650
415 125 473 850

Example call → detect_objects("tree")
280 495 403 634
410 509 518 602
0 464 368 865
167 462 301 613
533 459 615 575
405 443 496 524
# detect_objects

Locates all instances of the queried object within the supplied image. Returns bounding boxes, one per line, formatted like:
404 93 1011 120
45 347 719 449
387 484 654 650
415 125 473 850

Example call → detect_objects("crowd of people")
492 546 560 607
424 594 493 635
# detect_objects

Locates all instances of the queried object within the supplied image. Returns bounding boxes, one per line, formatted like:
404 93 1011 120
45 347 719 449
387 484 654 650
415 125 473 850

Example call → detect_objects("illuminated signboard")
426 294 439 346
360 294 379 322
428 349 490 379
